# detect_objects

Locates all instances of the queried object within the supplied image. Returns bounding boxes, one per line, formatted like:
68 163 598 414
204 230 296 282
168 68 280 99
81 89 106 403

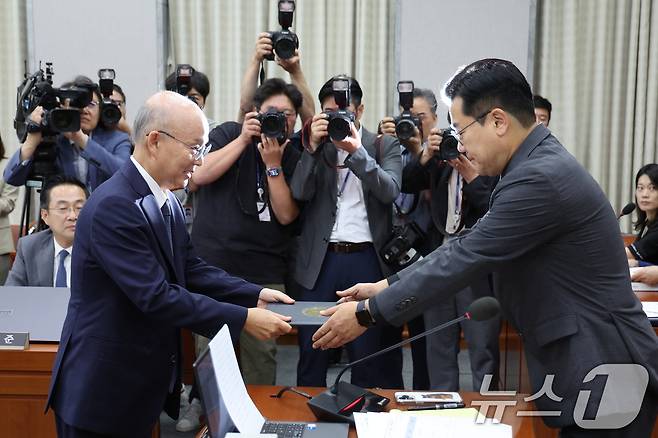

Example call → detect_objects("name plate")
0 332 29 350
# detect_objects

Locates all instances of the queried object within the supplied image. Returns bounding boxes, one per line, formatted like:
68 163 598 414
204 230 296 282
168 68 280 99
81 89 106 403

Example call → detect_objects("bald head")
132 91 208 149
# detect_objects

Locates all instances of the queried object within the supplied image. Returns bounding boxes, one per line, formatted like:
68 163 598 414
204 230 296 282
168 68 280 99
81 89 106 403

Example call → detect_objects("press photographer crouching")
4 74 131 192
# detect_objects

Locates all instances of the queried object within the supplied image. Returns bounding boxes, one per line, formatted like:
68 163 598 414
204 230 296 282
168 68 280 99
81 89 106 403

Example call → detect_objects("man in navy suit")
46 91 294 437
4 75 132 192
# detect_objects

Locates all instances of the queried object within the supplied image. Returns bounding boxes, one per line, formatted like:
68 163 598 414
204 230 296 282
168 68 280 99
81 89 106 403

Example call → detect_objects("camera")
394 81 420 140
325 77 355 141
265 0 299 61
256 107 288 144
435 129 460 161
13 62 93 181
380 222 425 268
175 64 194 96
98 68 122 128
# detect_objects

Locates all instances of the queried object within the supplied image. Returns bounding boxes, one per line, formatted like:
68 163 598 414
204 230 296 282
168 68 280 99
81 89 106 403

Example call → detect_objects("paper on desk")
642 301 658 318
359 411 512 438
208 325 265 435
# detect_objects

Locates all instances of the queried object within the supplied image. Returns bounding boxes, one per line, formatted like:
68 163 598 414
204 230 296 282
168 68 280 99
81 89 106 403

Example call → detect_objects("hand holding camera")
448 154 479 183
257 133 288 169
308 113 329 153
253 32 274 63
332 122 361 154
240 111 263 143
264 0 299 62
420 128 443 165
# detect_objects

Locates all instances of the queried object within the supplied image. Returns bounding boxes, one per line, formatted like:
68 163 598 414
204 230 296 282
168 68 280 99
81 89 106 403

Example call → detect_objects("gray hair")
412 88 438 115
131 102 161 145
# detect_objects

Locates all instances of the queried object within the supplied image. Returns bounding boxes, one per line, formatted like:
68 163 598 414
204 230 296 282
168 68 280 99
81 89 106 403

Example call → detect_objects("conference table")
195 385 556 438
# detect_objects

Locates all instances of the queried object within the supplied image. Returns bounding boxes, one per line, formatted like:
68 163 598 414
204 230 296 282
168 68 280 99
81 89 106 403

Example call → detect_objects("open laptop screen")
193 346 235 438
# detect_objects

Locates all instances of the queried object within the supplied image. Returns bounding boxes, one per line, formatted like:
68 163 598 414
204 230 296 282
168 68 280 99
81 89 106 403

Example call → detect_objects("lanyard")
256 158 264 201
454 173 462 215
337 170 351 198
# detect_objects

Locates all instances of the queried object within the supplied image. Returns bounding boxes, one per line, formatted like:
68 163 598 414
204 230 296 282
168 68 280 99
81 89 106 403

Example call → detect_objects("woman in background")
0 132 19 283
627 163 658 266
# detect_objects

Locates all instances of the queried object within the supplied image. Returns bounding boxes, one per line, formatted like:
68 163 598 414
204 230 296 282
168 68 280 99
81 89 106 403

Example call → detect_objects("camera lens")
328 116 351 141
261 113 286 138
395 119 416 140
48 108 81 132
274 36 296 60
438 133 460 161
101 104 122 127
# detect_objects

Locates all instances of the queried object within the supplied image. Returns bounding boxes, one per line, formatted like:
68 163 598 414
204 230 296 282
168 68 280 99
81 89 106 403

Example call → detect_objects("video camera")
256 107 288 144
265 0 299 61
98 68 122 128
14 62 95 181
14 62 92 144
325 76 355 141
435 129 460 161
394 81 420 141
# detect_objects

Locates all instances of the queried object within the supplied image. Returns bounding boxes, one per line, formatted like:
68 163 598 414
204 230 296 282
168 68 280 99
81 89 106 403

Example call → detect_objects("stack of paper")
642 301 658 318
354 411 512 438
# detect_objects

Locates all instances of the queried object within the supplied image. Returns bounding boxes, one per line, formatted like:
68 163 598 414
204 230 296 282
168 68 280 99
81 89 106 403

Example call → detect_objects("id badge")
257 202 271 222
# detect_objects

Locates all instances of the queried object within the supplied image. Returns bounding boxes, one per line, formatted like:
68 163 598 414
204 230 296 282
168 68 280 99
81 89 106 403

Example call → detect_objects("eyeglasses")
153 130 211 160
48 205 84 215
450 109 492 144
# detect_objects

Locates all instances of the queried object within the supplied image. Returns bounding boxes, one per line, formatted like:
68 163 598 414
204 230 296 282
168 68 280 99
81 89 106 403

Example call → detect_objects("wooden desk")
0 343 160 438
196 385 555 438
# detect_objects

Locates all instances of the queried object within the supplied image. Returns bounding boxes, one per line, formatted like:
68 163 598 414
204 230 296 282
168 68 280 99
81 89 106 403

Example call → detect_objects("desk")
196 385 556 438
0 343 160 438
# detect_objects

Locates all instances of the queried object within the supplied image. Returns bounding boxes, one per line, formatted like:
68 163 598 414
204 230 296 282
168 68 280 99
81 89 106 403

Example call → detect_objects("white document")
642 301 658 318
208 325 266 434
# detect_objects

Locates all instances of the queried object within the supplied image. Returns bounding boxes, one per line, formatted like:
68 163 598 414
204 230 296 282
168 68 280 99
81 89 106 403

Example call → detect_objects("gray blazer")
5 229 55 286
291 128 402 290
0 159 19 255
370 124 658 427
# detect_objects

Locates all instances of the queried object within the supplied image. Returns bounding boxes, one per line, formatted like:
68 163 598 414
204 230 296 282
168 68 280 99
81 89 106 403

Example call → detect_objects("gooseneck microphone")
618 202 636 220
307 296 501 424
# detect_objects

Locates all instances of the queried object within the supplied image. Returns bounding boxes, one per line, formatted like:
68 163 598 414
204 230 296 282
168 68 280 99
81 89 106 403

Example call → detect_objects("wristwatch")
266 167 283 177
355 300 376 327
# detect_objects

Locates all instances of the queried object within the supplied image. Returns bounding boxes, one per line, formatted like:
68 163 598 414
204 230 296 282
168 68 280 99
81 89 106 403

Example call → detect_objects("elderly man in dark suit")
46 91 294 438
312 59 658 437
5 175 88 287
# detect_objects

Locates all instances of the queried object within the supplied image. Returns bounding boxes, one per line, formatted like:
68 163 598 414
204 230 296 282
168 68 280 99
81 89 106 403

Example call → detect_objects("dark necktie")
161 199 173 254
55 249 69 287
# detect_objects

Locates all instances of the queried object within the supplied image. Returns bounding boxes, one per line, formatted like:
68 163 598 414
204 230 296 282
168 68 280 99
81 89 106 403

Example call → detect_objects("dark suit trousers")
423 274 501 391
55 415 151 438
296 246 404 389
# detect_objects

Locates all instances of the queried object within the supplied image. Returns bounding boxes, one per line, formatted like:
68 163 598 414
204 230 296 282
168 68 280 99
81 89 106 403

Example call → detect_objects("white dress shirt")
330 126 373 243
130 156 168 209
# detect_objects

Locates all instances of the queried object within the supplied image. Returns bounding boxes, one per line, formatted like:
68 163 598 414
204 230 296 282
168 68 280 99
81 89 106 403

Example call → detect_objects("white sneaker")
176 398 202 432
179 384 190 412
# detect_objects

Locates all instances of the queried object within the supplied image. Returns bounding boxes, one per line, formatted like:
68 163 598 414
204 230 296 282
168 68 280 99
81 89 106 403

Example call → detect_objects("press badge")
257 202 271 222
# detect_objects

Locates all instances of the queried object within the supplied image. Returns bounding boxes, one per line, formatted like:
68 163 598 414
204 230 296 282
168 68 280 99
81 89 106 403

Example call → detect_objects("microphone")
618 202 635 220
306 296 500 424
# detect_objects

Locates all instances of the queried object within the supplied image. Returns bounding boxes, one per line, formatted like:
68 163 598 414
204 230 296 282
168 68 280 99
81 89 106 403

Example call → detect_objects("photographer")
290 75 403 389
165 66 219 130
237 32 315 126
4 75 131 192
189 78 302 386
400 90 500 391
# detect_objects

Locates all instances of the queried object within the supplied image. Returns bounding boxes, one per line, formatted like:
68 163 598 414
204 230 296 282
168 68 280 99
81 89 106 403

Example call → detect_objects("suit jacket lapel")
40 231 55 287
139 193 179 282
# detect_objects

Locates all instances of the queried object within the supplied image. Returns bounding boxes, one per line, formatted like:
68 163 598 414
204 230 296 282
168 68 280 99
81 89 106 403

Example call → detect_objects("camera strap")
259 62 266 86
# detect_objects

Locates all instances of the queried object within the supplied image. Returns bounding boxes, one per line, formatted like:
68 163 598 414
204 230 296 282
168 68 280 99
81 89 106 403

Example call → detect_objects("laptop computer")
0 286 70 341
194 343 349 438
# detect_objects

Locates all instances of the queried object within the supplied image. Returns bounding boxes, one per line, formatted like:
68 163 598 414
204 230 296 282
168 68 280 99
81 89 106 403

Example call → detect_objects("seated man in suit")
46 91 294 438
5 175 87 287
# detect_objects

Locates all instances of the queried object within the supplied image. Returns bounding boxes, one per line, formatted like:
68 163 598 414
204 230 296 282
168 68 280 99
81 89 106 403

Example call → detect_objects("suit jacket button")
409 296 417 304
170 354 176 364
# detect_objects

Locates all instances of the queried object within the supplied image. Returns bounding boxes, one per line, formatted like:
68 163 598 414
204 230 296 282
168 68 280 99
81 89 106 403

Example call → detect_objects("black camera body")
436 129 460 161
325 76 355 141
265 0 298 61
380 222 425 268
98 68 122 128
256 108 288 144
175 64 194 96
394 81 420 141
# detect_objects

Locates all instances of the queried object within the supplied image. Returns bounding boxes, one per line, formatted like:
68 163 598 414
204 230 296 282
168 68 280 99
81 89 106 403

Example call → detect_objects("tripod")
18 179 43 238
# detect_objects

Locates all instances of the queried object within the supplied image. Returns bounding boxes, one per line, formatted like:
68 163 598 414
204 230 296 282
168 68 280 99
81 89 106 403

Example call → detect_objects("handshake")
243 288 295 340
